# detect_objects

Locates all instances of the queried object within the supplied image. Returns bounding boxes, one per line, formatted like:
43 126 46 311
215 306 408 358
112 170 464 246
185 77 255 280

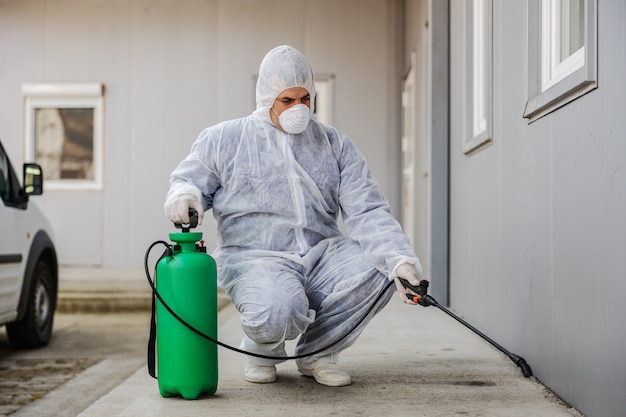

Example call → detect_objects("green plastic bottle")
155 231 218 399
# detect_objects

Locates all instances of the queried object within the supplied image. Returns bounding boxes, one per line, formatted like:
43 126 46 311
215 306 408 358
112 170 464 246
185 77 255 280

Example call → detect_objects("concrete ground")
1 313 148 417
12 267 584 416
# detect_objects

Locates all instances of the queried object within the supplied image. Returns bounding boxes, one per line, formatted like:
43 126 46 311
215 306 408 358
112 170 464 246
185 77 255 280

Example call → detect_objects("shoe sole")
298 368 352 387
244 375 276 384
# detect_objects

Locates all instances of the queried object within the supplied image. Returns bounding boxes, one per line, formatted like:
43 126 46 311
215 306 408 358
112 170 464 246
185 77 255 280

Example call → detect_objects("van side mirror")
23 163 43 195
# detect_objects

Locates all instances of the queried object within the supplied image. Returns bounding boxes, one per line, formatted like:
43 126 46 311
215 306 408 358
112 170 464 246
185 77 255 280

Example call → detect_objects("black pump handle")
174 208 199 232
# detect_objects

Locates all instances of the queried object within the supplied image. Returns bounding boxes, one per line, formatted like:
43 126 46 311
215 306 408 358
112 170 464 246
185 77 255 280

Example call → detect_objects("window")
23 83 104 190
464 0 493 154
524 0 597 122
0 141 29 208
312 75 335 126
0 144 12 203
401 59 416 244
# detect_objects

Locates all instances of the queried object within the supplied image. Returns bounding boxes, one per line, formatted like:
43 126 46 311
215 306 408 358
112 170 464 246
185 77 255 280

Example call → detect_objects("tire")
6 260 56 349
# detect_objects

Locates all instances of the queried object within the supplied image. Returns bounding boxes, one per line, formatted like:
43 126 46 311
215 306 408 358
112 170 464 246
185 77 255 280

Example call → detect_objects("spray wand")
399 278 533 378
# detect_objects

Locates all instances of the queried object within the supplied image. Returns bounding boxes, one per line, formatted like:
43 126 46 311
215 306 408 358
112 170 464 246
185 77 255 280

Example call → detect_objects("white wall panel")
0 0 403 269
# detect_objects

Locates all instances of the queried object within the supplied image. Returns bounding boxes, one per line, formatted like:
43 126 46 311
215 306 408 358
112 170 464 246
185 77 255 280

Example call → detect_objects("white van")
0 139 58 348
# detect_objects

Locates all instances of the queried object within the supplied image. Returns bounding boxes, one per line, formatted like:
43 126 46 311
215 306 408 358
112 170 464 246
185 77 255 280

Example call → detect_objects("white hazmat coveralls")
165 45 422 369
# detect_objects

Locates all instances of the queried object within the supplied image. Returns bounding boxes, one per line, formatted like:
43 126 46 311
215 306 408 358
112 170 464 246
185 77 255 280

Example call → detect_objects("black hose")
146 239 533 378
145 240 394 361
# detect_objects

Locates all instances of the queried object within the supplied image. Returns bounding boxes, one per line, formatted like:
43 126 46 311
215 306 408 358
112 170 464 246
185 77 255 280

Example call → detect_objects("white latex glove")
164 194 205 226
393 263 423 305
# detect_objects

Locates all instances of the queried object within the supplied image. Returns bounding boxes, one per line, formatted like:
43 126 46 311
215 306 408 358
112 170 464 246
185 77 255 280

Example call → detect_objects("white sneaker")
298 362 352 387
244 361 277 383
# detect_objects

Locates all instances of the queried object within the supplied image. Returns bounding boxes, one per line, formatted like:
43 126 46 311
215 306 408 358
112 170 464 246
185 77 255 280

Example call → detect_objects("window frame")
524 0 597 123
463 0 493 155
22 83 104 191
312 75 336 126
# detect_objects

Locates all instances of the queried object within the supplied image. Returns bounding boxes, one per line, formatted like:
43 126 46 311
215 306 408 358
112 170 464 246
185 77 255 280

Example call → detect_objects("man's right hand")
393 263 423 305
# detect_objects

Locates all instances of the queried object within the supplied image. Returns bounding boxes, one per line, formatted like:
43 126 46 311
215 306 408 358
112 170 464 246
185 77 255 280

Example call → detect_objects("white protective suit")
166 45 422 368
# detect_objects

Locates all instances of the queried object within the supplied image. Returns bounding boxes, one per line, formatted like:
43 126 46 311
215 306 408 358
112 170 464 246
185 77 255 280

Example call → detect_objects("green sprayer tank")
155 230 218 399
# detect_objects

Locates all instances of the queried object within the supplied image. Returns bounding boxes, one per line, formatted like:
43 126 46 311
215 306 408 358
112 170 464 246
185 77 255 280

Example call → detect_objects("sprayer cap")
169 231 203 243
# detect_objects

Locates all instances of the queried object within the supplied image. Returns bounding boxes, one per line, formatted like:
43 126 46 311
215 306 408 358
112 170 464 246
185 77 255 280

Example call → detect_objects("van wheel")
6 260 56 349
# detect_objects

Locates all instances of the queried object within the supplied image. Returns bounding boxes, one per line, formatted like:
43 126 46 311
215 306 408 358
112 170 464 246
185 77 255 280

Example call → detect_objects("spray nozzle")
174 208 199 232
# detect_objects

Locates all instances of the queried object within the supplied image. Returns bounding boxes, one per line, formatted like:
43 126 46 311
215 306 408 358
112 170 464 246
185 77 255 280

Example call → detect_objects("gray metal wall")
0 0 403 269
402 0 449 303
447 1 626 416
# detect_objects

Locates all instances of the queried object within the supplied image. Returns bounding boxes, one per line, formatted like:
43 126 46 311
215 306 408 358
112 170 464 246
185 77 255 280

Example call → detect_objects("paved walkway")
44 267 583 417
